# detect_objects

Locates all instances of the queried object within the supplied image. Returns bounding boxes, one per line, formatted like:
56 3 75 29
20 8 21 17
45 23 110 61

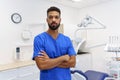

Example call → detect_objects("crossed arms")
34 50 76 70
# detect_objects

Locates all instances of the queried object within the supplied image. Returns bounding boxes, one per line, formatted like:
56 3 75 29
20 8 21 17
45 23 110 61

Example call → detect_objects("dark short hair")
47 6 61 16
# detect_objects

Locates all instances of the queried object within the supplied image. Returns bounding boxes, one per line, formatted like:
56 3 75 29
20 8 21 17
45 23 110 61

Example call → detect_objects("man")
33 6 76 80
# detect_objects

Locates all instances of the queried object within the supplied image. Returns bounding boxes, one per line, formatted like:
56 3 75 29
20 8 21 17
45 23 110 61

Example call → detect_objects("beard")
48 22 60 30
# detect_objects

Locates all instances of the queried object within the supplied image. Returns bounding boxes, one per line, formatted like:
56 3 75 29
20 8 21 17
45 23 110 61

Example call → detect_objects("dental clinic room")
0 0 120 80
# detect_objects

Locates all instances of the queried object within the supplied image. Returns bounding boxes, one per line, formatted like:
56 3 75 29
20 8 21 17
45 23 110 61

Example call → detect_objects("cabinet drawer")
0 69 17 80
18 65 39 75
17 65 39 80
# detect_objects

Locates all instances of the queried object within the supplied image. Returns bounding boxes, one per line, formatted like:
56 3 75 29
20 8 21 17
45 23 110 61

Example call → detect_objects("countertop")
0 60 35 71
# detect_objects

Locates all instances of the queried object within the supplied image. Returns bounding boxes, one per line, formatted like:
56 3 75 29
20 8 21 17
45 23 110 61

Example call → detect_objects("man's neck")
47 29 59 39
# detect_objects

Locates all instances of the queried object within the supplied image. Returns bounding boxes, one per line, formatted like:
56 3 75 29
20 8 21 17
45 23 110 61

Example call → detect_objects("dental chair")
71 70 109 80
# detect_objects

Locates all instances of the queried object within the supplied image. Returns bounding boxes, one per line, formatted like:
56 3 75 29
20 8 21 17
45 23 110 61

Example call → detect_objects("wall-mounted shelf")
77 51 89 55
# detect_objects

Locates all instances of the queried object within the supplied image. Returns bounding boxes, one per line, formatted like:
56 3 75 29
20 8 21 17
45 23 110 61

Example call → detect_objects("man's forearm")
35 55 69 70
58 56 76 68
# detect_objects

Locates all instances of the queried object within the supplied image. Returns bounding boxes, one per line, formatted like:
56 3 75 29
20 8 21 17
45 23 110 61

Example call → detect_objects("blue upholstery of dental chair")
71 70 88 80
84 70 109 80
71 70 109 80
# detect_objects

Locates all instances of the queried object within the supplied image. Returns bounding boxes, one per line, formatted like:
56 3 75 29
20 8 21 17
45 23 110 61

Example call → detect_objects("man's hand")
57 56 76 68
37 50 49 61
63 55 70 62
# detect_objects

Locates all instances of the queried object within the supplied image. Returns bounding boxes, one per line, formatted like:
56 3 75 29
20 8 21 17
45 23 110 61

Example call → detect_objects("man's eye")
55 16 60 19
48 16 53 19
48 16 60 19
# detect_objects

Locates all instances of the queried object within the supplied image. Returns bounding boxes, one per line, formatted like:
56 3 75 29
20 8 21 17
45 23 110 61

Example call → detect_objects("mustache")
51 22 56 24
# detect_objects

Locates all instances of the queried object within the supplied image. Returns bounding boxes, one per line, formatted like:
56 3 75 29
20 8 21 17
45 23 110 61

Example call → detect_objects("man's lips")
51 23 57 26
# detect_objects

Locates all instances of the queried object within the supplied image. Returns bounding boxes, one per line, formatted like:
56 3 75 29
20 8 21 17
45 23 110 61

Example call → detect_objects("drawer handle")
19 73 33 77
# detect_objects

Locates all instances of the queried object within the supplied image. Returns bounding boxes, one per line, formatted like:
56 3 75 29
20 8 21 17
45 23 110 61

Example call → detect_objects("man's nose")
52 17 56 21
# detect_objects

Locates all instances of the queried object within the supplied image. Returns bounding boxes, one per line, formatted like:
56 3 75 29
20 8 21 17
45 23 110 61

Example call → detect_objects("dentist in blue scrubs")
33 6 76 80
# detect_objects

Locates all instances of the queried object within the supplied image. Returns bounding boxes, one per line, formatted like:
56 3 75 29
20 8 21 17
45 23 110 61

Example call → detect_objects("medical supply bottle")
16 47 20 60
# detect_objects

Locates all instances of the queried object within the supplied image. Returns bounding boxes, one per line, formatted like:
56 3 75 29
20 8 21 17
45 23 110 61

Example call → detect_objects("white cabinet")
0 65 39 80
75 53 92 72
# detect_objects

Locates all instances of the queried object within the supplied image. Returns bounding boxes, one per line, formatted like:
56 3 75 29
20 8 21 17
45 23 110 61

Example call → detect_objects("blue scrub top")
33 32 76 80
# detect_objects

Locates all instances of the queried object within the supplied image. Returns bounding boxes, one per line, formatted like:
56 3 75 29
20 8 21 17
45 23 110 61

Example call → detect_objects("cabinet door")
17 65 39 80
76 54 92 72
0 69 17 80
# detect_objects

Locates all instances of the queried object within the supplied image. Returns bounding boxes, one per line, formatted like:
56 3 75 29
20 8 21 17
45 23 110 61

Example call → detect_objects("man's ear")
60 18 61 22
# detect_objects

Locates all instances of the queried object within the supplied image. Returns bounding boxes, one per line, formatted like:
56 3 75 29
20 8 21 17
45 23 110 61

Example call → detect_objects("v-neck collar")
45 32 60 41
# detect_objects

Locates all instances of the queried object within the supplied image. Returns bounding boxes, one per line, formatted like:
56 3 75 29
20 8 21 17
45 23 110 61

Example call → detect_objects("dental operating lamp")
75 15 106 40
77 15 106 29
74 15 106 53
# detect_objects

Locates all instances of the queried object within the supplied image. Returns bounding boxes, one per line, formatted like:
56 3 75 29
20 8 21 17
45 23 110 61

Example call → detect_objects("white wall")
0 0 79 64
77 0 120 72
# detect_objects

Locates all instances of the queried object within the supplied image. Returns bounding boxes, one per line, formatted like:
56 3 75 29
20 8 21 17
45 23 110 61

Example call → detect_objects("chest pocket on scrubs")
61 47 67 55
